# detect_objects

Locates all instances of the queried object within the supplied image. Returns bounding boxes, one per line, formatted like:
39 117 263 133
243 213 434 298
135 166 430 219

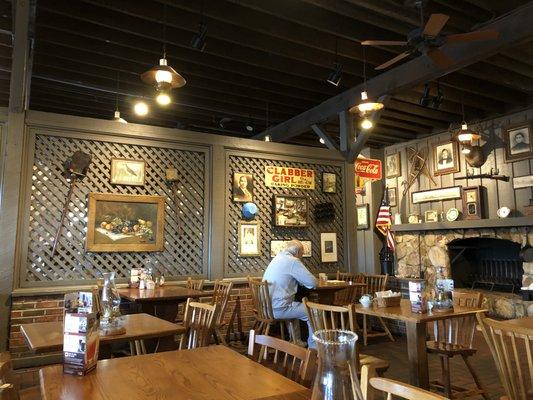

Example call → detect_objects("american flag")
375 189 395 251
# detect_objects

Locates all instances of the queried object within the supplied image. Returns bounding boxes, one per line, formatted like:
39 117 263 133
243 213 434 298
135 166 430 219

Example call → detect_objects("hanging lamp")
453 102 480 154
112 73 127 123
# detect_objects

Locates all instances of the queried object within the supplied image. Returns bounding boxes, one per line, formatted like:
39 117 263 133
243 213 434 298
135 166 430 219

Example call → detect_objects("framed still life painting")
86 193 165 252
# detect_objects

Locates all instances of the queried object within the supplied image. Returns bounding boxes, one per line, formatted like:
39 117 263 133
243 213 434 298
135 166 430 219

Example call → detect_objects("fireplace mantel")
391 216 533 232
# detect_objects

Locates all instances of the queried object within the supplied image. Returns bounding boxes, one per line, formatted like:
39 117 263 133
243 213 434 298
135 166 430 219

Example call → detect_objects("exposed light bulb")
361 91 369 101
133 101 149 116
154 59 173 84
319 138 325 144
264 135 271 142
462 146 471 155
361 118 373 130
156 92 171 106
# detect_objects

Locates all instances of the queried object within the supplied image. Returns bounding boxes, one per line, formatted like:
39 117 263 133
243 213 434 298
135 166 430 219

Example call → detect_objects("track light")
326 63 342 86
191 22 208 51
245 124 254 132
419 83 431 107
133 101 149 116
156 91 172 106
361 117 373 130
264 135 271 142
319 138 325 144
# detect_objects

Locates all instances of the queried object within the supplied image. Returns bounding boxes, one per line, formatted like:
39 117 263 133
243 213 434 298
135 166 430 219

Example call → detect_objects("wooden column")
344 159 357 273
208 144 226 280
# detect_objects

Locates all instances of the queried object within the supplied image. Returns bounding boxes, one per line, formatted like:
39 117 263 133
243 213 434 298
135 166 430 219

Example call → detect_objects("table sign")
408 281 427 314
63 292 100 376
129 268 142 288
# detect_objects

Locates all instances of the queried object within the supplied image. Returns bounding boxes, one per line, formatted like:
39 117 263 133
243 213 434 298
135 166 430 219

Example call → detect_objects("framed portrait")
273 195 308 227
412 186 462 204
110 158 146 186
385 153 401 178
238 221 261 256
433 141 460 176
462 186 483 220
424 210 439 222
270 240 312 258
232 172 254 202
320 232 337 263
86 193 165 252
322 172 336 193
356 204 369 230
504 122 533 162
387 187 397 207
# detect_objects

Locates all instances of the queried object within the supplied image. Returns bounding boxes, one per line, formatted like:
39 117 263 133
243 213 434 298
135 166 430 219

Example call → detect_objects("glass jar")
100 272 121 327
311 330 363 400
433 266 453 312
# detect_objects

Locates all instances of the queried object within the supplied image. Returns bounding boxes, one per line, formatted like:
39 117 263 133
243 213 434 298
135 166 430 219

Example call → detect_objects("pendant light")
454 102 480 154
112 73 127 123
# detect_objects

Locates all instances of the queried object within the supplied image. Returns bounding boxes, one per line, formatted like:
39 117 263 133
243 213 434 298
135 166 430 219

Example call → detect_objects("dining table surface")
353 298 487 390
21 313 183 353
307 280 366 304
39 345 311 400
503 315 533 330
117 286 206 302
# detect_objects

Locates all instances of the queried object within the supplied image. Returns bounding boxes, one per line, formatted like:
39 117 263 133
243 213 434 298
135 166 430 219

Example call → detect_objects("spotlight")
113 110 127 124
319 138 325 144
245 123 254 132
191 22 208 51
326 63 342 86
219 117 232 129
156 92 172 106
361 117 373 130
133 101 149 116
419 83 431 107
264 135 271 142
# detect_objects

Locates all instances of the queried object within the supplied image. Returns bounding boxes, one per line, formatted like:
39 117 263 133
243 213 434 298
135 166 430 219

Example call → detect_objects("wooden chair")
211 279 233 345
426 291 487 400
477 313 533 400
247 277 297 343
303 298 389 400
334 272 367 307
186 277 205 290
248 330 316 387
0 352 41 400
361 274 394 345
179 298 219 350
336 271 362 282
370 377 449 400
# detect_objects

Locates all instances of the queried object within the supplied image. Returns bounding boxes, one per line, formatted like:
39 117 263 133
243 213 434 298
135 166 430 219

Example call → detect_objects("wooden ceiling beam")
459 62 533 92
256 2 533 141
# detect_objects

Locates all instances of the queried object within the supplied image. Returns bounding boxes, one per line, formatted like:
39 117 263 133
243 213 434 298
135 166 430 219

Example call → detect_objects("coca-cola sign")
355 158 382 180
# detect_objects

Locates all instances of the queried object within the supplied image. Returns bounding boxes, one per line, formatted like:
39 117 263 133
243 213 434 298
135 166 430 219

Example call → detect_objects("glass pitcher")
311 330 364 400
100 272 121 327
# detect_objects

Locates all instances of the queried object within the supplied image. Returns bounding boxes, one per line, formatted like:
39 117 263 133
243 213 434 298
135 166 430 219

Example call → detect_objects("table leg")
405 321 429 389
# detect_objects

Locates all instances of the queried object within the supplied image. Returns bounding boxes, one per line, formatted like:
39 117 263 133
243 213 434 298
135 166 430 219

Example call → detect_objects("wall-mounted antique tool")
52 151 92 256
166 168 183 236
403 147 436 195
455 168 509 182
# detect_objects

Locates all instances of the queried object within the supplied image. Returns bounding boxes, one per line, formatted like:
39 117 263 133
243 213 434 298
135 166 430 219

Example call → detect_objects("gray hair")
284 240 304 257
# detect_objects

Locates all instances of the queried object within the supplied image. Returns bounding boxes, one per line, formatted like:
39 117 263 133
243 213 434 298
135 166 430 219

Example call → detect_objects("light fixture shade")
454 122 481 143
349 91 384 114
141 58 186 90
113 110 127 124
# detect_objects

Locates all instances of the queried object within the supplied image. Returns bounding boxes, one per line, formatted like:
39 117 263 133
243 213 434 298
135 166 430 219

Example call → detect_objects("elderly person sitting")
263 239 317 348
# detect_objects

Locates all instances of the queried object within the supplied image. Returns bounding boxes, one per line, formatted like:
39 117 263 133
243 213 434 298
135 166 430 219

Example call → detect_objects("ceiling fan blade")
423 13 450 36
427 48 454 69
375 51 412 70
361 40 408 46
446 29 499 43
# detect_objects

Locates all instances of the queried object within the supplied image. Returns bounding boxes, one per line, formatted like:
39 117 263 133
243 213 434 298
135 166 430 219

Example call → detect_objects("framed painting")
232 172 254 202
322 172 336 193
86 193 165 252
433 141 460 176
504 122 533 162
356 204 369 230
110 158 146 186
387 187 397 207
273 195 308 227
385 153 401 178
238 221 261 257
412 186 462 204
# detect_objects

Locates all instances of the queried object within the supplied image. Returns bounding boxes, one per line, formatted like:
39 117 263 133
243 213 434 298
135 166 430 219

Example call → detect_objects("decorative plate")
446 207 459 221
497 206 511 218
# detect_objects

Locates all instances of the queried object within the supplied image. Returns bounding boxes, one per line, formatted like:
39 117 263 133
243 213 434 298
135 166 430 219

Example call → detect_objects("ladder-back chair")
186 277 205 291
211 279 233 345
0 352 40 400
426 291 487 399
179 298 219 350
370 378 449 400
477 313 533 400
362 274 394 345
334 272 367 307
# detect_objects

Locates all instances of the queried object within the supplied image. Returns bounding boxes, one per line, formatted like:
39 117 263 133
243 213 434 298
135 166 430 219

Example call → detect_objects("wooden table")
39 345 311 400
354 299 486 389
503 315 533 329
311 280 366 304
21 313 182 354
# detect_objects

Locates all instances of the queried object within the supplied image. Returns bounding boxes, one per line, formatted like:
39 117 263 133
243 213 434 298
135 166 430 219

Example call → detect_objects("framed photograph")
513 175 533 189
232 172 254 202
385 153 401 178
110 158 146 186
424 210 439 222
356 204 369 230
504 122 532 162
462 186 483 220
270 240 312 258
320 233 337 263
433 141 460 176
273 195 308 227
301 240 312 258
412 186 462 204
86 193 165 252
238 221 261 256
387 187 397 207
322 172 336 193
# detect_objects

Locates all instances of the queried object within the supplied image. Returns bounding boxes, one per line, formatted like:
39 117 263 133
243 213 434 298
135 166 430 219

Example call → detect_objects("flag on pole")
375 187 395 251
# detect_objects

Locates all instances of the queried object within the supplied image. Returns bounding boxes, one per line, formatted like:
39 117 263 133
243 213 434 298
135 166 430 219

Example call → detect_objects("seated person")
263 240 317 348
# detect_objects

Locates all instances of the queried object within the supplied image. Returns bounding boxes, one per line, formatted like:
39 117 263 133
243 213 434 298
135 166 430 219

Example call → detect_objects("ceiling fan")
361 0 499 70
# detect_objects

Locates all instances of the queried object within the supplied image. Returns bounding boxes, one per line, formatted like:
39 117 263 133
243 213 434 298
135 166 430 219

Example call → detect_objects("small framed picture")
433 141 460 176
504 122 533 162
273 195 308 227
385 153 401 178
301 240 312 258
424 210 439 222
356 204 369 230
387 187 397 207
270 240 312 258
238 221 261 256
232 172 254 202
322 172 336 193
462 186 483 220
110 158 146 186
320 232 337 263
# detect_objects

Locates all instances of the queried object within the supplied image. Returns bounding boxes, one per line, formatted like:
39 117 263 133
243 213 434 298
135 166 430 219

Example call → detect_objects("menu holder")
63 291 100 376
408 281 427 314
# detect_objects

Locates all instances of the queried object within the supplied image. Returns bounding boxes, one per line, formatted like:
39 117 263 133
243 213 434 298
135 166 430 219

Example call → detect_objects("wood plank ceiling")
0 0 532 147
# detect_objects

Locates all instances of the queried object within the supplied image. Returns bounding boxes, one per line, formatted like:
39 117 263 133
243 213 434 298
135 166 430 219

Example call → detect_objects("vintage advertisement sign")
264 166 315 190
355 158 382 180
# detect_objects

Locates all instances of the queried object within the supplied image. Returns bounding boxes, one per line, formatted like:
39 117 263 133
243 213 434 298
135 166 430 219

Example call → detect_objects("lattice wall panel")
25 134 208 283
226 154 344 276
